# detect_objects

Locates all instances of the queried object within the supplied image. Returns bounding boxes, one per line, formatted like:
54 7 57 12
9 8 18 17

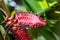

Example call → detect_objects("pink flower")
16 13 46 28
11 27 31 40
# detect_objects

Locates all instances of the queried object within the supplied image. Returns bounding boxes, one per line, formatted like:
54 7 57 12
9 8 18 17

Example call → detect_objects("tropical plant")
0 0 60 40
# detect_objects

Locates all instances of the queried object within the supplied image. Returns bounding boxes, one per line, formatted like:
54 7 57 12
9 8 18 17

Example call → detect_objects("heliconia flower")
11 27 31 40
16 13 46 28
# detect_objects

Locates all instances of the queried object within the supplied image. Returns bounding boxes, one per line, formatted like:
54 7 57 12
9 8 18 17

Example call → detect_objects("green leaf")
0 25 6 40
51 20 60 40
33 35 46 40
39 27 57 40
0 25 10 40
30 27 58 40
38 0 48 9
23 0 43 13
46 3 60 20
0 11 5 23
22 0 32 11
0 32 3 40
46 9 60 20
46 0 57 6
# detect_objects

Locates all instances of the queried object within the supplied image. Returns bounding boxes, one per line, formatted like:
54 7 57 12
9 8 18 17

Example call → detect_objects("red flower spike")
16 13 46 28
1 7 46 40
11 27 31 40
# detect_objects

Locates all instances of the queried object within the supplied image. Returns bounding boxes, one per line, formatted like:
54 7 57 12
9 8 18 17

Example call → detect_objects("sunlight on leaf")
55 11 60 14
38 0 48 9
33 35 46 40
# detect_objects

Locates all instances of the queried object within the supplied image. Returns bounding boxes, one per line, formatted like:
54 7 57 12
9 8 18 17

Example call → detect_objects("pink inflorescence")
0 7 46 40
11 27 31 40
16 13 46 28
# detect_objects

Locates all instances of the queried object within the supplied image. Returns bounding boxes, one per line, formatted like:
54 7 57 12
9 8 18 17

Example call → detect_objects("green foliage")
0 11 5 23
0 25 10 40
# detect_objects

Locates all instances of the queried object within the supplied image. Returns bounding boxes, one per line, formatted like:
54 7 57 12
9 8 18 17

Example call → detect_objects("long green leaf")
0 11 5 23
30 27 57 40
0 25 10 40
24 0 43 13
0 25 6 40
51 21 60 40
